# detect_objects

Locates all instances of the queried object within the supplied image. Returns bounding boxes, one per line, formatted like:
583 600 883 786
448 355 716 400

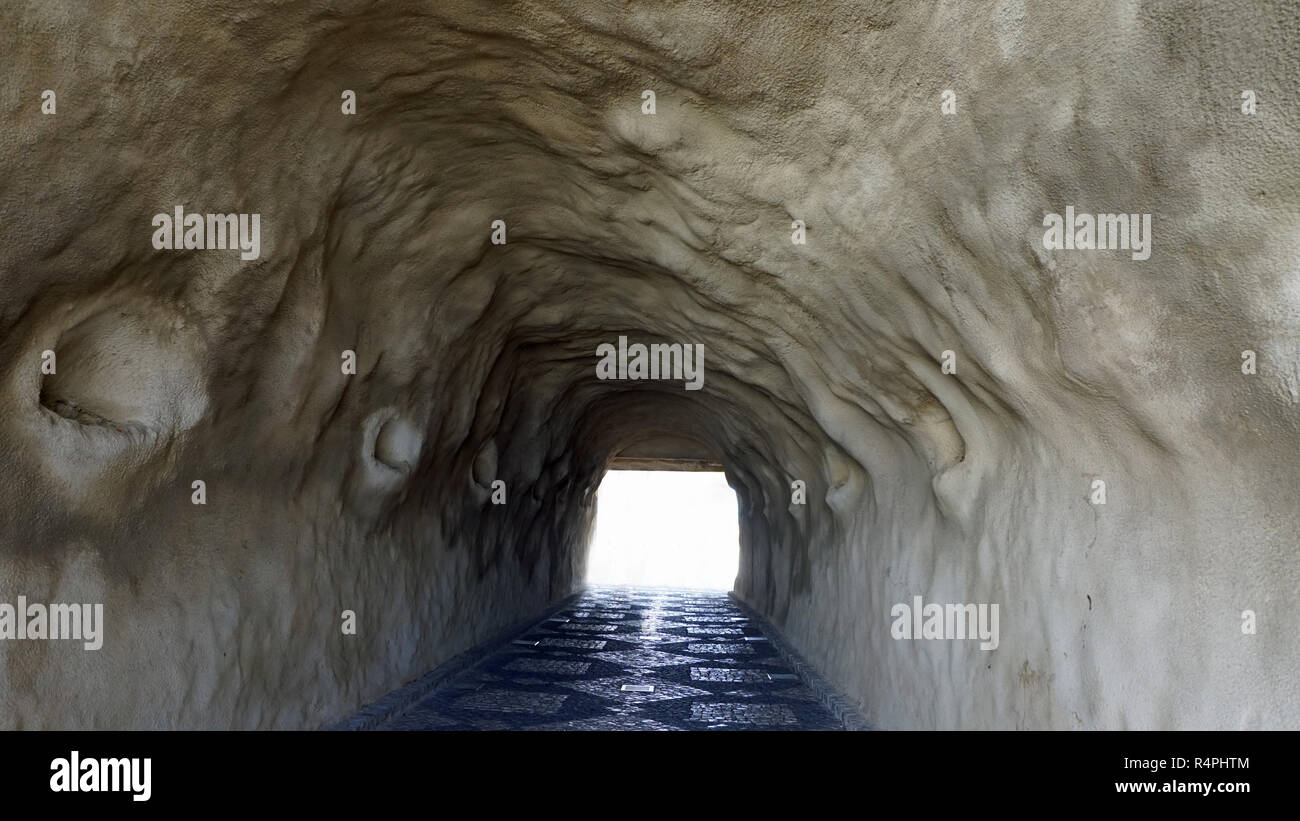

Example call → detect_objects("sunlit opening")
586 470 740 590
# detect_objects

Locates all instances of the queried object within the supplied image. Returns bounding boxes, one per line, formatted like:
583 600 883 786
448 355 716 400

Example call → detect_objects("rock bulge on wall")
0 0 1296 729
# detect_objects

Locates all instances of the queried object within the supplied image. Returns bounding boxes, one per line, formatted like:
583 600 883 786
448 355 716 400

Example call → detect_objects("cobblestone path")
375 587 844 730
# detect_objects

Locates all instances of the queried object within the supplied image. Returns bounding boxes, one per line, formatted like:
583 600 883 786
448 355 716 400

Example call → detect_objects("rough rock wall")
1 0 1296 729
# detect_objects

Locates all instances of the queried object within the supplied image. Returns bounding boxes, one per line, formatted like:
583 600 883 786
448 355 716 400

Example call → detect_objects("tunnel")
1 0 1297 733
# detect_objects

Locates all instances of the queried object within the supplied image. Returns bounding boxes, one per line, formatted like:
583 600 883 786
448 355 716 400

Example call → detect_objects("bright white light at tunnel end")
585 470 740 591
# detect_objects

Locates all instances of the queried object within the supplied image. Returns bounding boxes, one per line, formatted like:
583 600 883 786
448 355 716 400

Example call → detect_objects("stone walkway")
374 587 844 730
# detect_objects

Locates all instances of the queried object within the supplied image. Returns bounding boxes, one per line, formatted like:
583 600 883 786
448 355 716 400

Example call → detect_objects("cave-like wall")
1 0 1296 729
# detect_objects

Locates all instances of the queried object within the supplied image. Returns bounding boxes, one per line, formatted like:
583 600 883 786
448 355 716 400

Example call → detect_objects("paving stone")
592 649 707 667
451 690 568 714
559 676 711 704
595 632 693 645
503 658 592 675
688 703 800 726
686 642 755 655
690 667 771 683
538 638 607 649
371 587 841 731
524 717 683 731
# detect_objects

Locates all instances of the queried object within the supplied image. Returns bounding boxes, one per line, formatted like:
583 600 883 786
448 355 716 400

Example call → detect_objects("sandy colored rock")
0 0 1296 729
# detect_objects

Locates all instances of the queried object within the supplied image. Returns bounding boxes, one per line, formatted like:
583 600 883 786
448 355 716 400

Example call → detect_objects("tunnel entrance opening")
585 470 740 591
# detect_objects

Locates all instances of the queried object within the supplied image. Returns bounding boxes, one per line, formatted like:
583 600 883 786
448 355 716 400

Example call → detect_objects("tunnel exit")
585 470 740 590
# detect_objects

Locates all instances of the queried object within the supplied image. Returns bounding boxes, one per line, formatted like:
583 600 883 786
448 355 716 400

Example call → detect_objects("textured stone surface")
0 0 1297 729
371 588 842 730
